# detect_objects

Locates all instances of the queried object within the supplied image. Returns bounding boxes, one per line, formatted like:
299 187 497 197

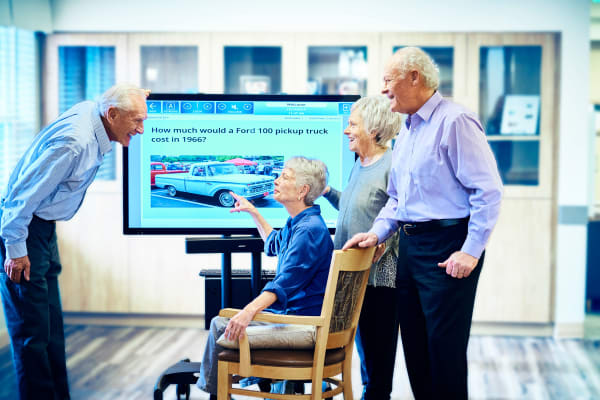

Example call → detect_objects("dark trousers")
355 285 399 400
0 216 69 400
396 221 483 400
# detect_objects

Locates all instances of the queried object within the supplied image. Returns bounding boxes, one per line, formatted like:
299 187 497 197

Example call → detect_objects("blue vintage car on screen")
154 162 275 207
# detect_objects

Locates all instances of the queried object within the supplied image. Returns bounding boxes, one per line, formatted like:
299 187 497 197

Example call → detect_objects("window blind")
0 27 39 191
58 46 116 180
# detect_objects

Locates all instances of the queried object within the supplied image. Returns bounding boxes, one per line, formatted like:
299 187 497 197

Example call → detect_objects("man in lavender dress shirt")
343 47 503 399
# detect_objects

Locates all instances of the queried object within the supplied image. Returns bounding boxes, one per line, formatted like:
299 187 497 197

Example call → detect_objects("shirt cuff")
5 241 27 259
264 231 277 256
369 225 388 245
460 235 485 259
261 282 286 311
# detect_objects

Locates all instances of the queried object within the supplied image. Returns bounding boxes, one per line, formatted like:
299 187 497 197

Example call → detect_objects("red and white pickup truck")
150 162 187 186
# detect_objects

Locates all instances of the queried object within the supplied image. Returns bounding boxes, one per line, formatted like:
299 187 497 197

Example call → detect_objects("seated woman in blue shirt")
197 156 333 400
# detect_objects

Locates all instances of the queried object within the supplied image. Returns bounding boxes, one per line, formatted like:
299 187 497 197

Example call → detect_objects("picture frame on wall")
500 95 540 135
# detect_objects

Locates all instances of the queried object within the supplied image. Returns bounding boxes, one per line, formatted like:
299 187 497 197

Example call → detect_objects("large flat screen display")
124 94 359 234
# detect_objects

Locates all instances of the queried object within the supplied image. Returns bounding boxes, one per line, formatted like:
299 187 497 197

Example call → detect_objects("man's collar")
415 91 443 123
93 105 113 155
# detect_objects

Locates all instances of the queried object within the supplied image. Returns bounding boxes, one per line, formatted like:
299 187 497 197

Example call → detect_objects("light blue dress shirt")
0 101 112 259
371 92 503 258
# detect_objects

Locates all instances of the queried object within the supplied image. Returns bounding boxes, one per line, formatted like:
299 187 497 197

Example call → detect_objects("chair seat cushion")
216 324 316 350
217 348 345 367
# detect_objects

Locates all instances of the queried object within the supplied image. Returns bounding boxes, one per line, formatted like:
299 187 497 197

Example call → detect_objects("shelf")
486 135 540 141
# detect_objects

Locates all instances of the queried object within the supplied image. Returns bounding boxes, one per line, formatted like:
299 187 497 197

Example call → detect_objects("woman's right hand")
224 308 253 341
230 192 257 215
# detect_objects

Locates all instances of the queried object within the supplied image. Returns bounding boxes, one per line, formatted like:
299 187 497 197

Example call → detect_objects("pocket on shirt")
413 149 444 179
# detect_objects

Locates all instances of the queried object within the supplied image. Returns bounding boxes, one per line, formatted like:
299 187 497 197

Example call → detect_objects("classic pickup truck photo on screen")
151 155 281 208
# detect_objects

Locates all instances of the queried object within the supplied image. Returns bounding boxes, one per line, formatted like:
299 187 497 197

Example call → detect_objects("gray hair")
97 83 146 115
285 157 328 206
351 95 403 147
391 47 440 91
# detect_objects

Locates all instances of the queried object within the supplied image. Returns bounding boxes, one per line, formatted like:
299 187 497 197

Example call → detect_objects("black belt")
399 217 468 236
32 214 56 224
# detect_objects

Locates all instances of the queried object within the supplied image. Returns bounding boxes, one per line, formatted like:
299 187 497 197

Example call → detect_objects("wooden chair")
216 247 376 400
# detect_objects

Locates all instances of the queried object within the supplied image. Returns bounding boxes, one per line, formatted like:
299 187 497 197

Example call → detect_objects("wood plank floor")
0 324 598 399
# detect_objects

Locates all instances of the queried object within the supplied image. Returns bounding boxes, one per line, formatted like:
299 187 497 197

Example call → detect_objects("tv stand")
185 235 265 310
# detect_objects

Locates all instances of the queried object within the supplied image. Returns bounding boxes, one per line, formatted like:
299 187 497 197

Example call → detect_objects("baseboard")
63 312 206 328
471 321 554 337
553 322 585 338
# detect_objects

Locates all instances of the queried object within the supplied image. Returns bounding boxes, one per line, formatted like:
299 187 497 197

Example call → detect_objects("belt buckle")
402 223 415 236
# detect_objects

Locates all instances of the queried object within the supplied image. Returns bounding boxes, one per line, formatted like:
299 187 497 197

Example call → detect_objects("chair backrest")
317 248 375 350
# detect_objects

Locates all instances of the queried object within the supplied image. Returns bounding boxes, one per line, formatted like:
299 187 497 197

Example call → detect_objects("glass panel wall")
489 140 539 186
224 47 281 94
307 46 367 95
59 46 116 180
140 46 198 93
479 45 542 185
479 46 542 136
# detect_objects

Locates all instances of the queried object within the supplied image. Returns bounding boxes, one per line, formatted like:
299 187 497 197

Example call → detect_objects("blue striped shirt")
1 101 112 259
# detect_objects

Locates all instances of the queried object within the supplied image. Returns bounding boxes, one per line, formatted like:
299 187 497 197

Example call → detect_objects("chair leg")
311 378 322 400
342 358 353 400
217 361 232 400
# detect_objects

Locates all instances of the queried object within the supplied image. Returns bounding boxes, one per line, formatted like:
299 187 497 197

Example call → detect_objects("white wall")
47 0 591 334
51 0 580 34
0 0 52 31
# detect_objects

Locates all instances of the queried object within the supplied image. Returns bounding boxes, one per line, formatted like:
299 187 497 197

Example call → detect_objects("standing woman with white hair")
322 95 403 400
0 83 147 399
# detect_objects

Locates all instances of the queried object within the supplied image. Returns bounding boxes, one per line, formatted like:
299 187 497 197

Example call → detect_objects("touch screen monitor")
123 94 360 235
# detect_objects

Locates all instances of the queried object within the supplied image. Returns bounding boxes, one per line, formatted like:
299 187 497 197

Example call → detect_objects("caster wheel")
176 383 190 400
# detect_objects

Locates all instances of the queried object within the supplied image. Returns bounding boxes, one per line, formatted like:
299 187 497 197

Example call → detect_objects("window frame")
44 33 128 193
466 33 556 198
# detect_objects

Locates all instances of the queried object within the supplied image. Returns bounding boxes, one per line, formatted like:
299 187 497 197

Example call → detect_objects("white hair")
284 157 328 206
391 47 440 91
351 95 403 146
97 83 146 115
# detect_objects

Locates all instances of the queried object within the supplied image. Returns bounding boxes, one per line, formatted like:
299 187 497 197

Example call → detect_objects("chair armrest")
238 334 251 376
218 308 324 326
218 308 243 318
252 313 324 326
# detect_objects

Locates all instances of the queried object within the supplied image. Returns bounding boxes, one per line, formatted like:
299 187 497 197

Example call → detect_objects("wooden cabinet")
45 32 559 325
465 34 557 323
127 33 211 94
